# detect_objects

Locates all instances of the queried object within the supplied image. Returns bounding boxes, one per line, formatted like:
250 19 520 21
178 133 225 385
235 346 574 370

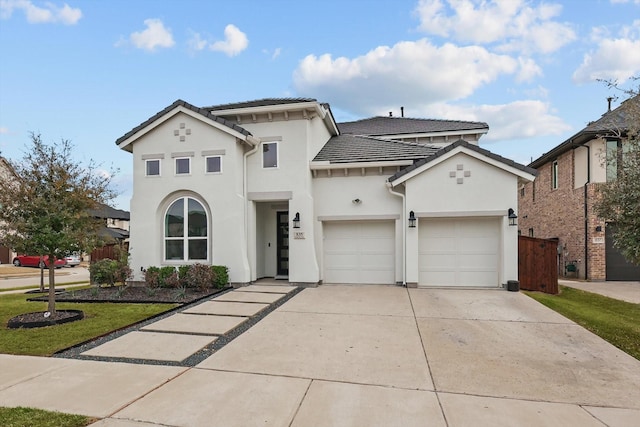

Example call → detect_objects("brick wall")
519 150 607 280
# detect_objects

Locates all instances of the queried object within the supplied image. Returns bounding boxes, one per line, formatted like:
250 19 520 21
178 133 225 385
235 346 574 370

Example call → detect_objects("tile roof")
205 98 318 111
338 116 489 136
115 99 252 146
388 139 537 183
89 203 130 220
529 94 639 168
313 135 440 164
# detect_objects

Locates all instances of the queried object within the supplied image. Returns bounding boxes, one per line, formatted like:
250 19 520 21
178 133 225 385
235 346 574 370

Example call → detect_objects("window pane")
146 160 160 176
176 158 190 174
189 239 207 260
206 156 221 173
166 240 184 260
188 198 207 237
263 143 278 168
165 199 184 237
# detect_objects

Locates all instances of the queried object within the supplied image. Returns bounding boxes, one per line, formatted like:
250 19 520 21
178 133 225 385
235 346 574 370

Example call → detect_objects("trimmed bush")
144 266 161 288
89 259 118 286
158 266 177 288
211 265 229 288
185 263 214 292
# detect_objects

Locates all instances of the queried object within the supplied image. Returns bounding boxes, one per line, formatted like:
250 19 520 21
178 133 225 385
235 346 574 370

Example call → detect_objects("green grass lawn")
525 285 640 360
0 292 177 356
0 407 96 427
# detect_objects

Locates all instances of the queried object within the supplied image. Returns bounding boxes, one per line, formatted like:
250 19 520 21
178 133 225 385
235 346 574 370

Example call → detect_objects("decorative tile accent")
449 164 471 184
173 123 192 141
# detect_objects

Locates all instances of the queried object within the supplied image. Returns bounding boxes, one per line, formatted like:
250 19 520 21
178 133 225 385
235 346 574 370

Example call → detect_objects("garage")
419 217 500 287
323 220 395 284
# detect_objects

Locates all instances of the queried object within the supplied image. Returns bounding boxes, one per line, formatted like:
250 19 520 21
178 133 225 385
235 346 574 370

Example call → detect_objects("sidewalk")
1 285 639 426
559 280 640 304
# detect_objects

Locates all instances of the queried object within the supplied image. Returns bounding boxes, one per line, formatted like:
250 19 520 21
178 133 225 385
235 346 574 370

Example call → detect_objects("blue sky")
1 0 639 210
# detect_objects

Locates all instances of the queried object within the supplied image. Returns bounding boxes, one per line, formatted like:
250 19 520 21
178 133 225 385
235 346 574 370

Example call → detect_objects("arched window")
164 197 208 261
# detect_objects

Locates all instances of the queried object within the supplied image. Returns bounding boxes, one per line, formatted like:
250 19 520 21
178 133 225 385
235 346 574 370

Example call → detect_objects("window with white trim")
146 159 160 176
164 197 208 261
175 157 190 175
262 142 278 168
205 156 222 173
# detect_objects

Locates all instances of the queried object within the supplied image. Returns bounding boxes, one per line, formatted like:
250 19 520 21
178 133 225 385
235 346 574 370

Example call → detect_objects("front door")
276 211 289 278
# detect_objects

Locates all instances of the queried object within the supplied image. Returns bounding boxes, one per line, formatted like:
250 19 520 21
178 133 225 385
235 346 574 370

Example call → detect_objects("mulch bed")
27 285 229 304
7 310 84 329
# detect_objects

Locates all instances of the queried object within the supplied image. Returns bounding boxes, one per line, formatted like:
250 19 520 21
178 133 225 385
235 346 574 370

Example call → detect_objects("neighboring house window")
175 158 190 175
205 156 222 174
164 197 208 261
262 142 278 168
146 159 160 176
551 161 559 189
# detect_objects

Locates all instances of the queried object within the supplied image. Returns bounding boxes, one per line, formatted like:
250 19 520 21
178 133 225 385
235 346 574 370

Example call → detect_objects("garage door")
323 221 395 284
606 224 640 280
419 217 500 287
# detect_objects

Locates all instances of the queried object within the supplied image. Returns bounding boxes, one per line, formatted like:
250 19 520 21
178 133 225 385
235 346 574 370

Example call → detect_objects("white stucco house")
116 98 536 287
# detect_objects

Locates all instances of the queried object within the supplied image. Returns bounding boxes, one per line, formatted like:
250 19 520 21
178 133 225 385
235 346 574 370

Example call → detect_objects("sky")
1 0 639 210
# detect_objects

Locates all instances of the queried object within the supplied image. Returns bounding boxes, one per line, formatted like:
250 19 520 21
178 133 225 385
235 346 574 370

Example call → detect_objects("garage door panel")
323 221 395 284
419 217 500 287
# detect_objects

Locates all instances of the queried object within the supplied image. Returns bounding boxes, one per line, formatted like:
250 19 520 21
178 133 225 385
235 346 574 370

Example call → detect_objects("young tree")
594 78 640 265
0 133 117 314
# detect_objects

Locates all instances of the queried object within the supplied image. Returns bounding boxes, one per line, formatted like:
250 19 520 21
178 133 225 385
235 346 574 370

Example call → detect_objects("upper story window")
205 156 222 174
146 159 160 176
606 138 624 181
551 160 559 189
164 197 208 261
175 158 190 175
262 142 278 168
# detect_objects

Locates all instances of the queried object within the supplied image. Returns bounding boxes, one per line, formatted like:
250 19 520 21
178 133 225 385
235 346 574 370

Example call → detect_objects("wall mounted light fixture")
408 211 416 228
508 208 518 226
595 225 602 232
293 212 300 229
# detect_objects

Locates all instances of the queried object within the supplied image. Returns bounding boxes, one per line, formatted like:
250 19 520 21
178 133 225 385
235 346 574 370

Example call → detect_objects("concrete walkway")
1 285 639 426
559 280 640 304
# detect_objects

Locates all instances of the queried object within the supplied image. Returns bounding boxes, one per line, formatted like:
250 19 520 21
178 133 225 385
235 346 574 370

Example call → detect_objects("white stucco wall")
402 152 520 286
128 112 250 282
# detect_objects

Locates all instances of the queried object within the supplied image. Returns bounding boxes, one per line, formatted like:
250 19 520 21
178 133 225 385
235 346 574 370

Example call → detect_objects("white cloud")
573 21 640 83
129 18 175 52
210 24 248 56
294 39 521 113
414 0 575 54
0 0 81 25
187 31 207 52
419 100 571 142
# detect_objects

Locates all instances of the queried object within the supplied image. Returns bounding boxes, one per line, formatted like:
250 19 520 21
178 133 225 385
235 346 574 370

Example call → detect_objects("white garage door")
419 217 500 287
323 221 395 284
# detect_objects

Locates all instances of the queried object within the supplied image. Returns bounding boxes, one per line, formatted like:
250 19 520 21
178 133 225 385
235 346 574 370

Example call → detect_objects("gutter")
583 143 590 280
386 182 407 287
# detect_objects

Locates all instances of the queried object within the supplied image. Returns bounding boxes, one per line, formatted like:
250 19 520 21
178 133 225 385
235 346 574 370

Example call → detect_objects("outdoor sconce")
595 225 602 232
293 212 300 229
408 211 416 228
508 208 518 226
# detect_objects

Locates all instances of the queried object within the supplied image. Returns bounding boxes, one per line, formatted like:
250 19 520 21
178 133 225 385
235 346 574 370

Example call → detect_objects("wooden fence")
518 236 558 294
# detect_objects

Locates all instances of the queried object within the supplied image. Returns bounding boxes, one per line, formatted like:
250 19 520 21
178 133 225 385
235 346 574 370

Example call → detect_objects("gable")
116 100 258 152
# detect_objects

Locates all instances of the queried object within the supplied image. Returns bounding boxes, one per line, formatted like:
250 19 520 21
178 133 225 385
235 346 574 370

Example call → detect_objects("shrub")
164 271 181 288
113 248 133 285
158 266 177 288
89 259 118 286
185 263 214 292
145 266 161 288
211 265 229 288
178 265 190 286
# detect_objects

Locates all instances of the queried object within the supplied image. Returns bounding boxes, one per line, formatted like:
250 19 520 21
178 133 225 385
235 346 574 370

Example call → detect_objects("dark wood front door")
277 211 289 277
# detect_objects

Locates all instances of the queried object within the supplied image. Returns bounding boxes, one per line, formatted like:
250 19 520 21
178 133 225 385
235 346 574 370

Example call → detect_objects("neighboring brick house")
519 96 640 281
0 156 18 264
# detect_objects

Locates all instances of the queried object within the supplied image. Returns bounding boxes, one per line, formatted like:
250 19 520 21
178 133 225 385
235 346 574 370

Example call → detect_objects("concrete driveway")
1 285 639 426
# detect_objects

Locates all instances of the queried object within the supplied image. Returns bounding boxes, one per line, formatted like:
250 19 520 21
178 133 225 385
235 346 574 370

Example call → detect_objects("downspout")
387 181 406 287
243 138 260 282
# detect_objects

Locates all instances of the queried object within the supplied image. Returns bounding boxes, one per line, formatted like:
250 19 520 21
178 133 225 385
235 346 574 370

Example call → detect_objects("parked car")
64 253 81 267
12 255 66 268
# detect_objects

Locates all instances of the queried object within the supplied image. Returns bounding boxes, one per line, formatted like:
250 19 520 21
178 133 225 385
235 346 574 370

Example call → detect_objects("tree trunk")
47 256 56 314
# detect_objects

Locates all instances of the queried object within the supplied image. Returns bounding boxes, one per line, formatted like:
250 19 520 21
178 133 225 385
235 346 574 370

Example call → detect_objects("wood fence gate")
518 236 558 294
